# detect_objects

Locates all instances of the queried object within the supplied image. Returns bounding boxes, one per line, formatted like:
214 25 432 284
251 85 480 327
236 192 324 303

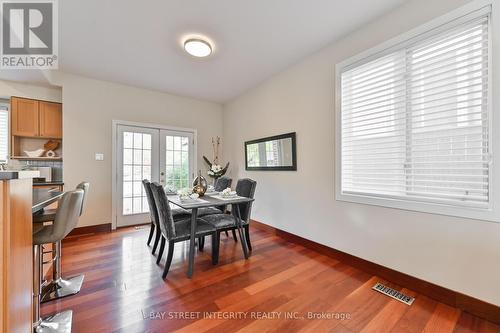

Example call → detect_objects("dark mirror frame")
245 132 297 171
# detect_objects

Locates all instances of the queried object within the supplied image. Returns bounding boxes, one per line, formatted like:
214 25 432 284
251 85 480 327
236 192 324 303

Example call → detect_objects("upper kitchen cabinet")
39 101 62 138
11 97 39 137
10 97 62 139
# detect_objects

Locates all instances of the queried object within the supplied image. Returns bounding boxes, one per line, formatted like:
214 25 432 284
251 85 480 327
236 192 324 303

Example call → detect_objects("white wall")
0 79 62 102
52 73 223 228
223 0 500 306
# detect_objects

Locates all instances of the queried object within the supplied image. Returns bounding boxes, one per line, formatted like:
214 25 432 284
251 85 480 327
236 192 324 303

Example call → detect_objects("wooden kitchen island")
1 172 33 333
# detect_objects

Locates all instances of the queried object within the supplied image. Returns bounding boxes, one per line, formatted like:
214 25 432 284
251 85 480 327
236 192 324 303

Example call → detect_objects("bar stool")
33 182 89 302
33 189 84 333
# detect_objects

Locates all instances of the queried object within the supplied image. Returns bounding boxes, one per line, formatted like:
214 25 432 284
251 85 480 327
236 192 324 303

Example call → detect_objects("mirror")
245 132 297 171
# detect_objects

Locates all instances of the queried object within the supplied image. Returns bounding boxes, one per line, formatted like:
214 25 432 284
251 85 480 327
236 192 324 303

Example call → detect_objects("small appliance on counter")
36 167 52 182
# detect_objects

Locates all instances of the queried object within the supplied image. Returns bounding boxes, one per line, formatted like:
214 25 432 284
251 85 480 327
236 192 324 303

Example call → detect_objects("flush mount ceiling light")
183 38 212 57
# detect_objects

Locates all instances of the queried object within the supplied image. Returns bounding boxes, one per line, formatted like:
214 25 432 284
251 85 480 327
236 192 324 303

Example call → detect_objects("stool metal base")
34 310 72 333
41 275 84 303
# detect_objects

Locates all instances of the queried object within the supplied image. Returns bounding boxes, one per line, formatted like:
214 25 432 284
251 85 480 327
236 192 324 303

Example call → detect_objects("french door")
116 124 195 227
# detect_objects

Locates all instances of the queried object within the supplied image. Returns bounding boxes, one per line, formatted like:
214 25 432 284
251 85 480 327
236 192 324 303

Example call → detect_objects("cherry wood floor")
41 226 500 333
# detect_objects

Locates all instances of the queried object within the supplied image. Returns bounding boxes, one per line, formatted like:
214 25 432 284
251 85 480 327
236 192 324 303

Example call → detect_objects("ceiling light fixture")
183 38 212 58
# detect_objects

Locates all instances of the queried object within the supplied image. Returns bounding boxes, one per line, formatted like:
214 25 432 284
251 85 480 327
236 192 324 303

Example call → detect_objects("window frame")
334 0 498 222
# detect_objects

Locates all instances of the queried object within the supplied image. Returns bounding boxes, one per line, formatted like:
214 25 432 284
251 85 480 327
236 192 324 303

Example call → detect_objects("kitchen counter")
33 181 64 186
0 171 20 179
0 170 40 180
32 188 64 213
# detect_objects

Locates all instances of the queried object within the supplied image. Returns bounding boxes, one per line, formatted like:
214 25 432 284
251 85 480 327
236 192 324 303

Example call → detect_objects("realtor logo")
0 0 58 69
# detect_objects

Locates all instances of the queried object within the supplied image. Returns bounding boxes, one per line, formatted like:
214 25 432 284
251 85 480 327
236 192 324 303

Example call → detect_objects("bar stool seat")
33 208 56 223
33 189 84 333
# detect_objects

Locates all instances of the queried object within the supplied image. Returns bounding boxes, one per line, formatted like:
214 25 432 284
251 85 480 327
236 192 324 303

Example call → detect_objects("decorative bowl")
24 149 45 158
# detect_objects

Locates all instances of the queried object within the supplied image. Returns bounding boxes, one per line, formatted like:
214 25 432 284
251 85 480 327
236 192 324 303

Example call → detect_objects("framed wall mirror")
245 132 297 171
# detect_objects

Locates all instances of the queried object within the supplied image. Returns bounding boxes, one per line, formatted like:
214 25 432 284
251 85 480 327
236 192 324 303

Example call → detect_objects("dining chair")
196 176 233 218
214 176 232 192
149 182 218 278
142 180 191 255
197 176 234 248
201 178 257 263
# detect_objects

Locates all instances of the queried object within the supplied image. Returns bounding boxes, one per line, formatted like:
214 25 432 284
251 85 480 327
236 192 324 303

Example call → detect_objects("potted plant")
203 136 229 182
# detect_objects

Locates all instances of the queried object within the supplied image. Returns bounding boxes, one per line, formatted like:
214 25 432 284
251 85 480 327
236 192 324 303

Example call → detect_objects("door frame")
111 120 197 230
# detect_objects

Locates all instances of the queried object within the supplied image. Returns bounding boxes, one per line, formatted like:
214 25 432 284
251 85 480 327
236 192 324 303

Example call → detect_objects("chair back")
76 181 90 216
235 178 257 222
142 180 160 230
214 176 232 192
150 182 176 240
52 189 84 240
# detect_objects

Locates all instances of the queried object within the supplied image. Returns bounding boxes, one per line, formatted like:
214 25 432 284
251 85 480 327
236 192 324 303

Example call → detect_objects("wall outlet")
95 153 104 161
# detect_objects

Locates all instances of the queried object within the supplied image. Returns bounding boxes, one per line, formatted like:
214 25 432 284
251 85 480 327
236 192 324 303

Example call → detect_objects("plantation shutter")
0 105 8 162
340 9 490 208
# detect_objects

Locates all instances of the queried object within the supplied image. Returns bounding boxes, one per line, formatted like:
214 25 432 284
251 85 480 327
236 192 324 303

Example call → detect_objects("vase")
192 170 207 196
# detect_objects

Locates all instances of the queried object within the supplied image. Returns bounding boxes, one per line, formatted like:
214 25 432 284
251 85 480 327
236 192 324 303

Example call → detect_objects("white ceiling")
0 0 408 103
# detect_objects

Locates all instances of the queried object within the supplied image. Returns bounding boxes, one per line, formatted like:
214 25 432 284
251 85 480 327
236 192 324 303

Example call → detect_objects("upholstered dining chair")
201 178 257 263
214 176 232 192
142 180 191 255
149 182 218 278
196 177 231 218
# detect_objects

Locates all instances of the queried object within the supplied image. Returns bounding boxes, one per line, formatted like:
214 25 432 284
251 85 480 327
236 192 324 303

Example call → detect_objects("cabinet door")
11 97 39 137
39 101 62 138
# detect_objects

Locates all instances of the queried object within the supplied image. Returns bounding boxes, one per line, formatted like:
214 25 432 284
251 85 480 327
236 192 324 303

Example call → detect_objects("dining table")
168 193 255 278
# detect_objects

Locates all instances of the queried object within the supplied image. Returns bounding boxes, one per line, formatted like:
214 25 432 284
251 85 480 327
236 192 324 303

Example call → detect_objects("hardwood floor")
41 226 500 333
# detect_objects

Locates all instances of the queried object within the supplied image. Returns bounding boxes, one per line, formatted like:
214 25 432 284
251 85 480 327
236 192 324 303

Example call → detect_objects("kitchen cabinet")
0 177 33 333
11 97 39 137
10 97 62 139
39 101 62 138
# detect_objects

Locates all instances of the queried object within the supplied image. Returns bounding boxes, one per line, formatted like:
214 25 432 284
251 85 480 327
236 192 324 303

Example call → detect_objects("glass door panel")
116 125 159 227
160 130 194 193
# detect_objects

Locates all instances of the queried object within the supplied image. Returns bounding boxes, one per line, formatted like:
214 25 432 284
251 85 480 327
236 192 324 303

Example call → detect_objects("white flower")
211 164 223 172
177 188 191 198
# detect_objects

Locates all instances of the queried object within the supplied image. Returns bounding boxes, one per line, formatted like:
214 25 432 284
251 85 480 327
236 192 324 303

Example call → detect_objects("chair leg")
162 241 175 279
147 222 155 246
198 236 205 252
224 230 229 237
232 229 238 242
152 228 161 254
244 225 252 251
156 236 166 264
212 232 220 265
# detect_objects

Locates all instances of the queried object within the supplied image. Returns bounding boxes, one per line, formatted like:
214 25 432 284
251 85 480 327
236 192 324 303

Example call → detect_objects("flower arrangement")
203 136 229 179
220 187 237 197
177 188 199 200
177 188 192 199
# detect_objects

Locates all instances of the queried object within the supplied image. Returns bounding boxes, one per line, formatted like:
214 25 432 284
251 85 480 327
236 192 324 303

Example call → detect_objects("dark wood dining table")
168 194 254 278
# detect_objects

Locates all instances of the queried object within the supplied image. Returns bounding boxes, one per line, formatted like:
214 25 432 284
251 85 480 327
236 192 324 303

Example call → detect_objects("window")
0 103 8 163
336 5 493 219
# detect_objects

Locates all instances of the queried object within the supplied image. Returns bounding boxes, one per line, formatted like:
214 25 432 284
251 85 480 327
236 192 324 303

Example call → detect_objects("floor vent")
372 282 415 305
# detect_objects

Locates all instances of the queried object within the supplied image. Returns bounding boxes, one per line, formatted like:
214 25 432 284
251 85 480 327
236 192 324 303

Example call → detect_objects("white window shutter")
340 12 490 208
0 106 8 163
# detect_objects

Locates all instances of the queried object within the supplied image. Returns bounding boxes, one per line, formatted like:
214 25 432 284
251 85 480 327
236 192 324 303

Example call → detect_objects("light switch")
95 153 104 161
